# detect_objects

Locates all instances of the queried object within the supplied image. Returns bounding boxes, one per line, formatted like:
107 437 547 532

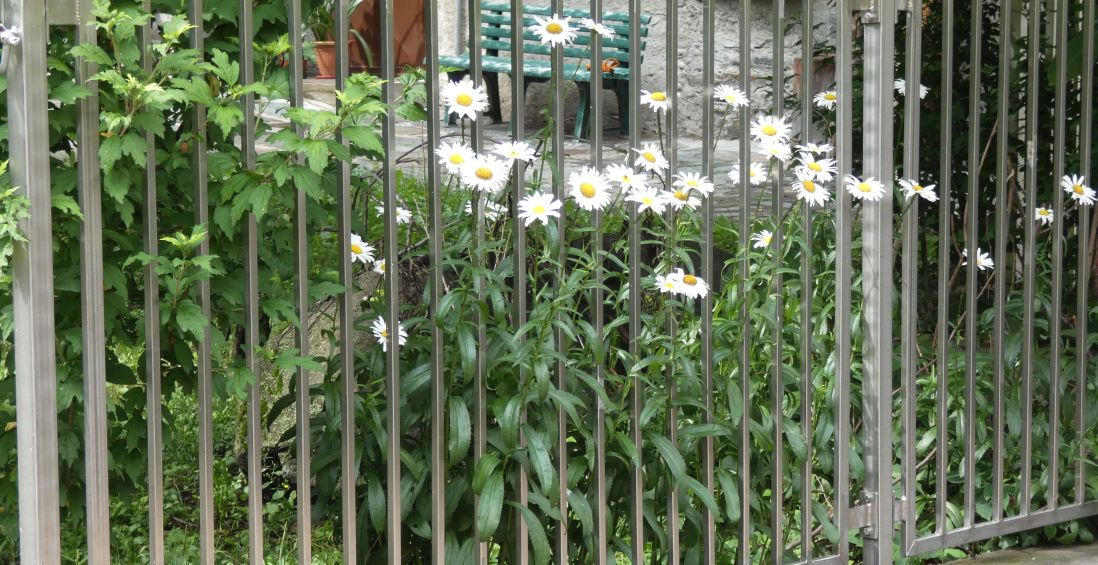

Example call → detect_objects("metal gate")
1 0 1095 563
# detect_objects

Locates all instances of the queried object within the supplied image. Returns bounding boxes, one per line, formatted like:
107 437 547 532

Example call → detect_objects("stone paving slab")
951 545 1098 564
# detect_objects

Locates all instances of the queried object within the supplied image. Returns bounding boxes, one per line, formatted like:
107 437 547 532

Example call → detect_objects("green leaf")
120 133 148 167
472 453 500 494
302 139 330 174
506 502 551 565
447 396 471 468
367 473 385 533
525 432 555 496
174 300 207 341
475 471 504 542
342 125 383 154
70 44 113 65
99 135 124 172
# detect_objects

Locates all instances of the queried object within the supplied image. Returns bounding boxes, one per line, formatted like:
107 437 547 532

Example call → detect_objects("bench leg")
484 72 503 123
614 81 629 136
575 81 591 140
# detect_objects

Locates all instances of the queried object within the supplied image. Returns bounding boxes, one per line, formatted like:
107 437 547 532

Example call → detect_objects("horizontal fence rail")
1 0 1096 563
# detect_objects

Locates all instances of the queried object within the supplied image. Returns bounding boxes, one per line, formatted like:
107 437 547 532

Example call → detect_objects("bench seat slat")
438 54 631 82
480 25 643 52
480 2 653 24
480 38 637 63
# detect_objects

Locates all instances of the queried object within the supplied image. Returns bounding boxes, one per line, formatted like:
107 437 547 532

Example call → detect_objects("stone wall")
435 0 839 137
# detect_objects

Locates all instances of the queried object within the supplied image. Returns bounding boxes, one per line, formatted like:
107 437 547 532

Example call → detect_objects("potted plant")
307 0 372 78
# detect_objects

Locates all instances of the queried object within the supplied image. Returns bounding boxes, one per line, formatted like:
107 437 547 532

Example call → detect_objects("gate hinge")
847 494 910 540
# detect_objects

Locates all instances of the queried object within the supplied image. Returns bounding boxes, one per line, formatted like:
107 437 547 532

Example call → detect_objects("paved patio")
951 544 1098 564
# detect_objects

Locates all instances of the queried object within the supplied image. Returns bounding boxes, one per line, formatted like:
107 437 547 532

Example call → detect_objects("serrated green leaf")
174 301 207 342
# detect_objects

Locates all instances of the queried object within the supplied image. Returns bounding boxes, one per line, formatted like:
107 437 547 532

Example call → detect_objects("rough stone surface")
435 0 838 136
950 545 1098 564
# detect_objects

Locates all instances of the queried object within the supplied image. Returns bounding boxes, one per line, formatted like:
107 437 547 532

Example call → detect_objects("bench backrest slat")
479 13 650 40
481 2 653 25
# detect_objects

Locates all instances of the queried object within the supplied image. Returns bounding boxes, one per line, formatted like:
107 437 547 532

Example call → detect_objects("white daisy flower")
755 139 792 163
663 188 701 210
640 90 672 113
578 17 615 39
729 162 768 186
898 178 939 202
844 174 887 201
791 168 831 207
813 90 839 110
1035 206 1054 225
796 152 838 182
569 166 612 211
713 84 750 108
654 272 682 294
350 233 375 265
375 205 413 225
796 142 835 155
605 164 648 191
633 143 670 173
626 187 667 214
465 199 508 222
961 248 994 271
371 316 407 352
894 78 929 99
461 154 511 193
517 192 563 226
751 230 773 249
670 268 709 299
530 14 577 46
441 77 489 121
750 115 792 143
1062 174 1097 206
373 258 386 275
672 172 714 197
493 140 537 163
435 141 476 174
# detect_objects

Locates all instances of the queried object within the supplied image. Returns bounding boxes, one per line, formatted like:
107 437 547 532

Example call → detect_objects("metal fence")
2 0 1097 563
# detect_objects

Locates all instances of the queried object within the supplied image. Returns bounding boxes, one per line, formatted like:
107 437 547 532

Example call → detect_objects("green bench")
439 3 651 139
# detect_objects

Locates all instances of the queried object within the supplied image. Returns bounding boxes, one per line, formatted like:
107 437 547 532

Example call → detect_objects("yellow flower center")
858 182 872 193
682 274 698 286
643 152 656 163
546 22 563 34
449 153 464 165
686 180 699 187
808 162 822 172
674 190 689 201
802 180 816 193
748 169 757 178
351 243 363 254
912 184 924 191
1074 184 1084 194
642 197 654 205
761 125 778 136
380 329 389 338
580 182 597 198
1039 209 1050 216
825 92 837 101
762 235 772 244
650 91 667 102
456 93 474 107
475 167 493 180
533 204 546 215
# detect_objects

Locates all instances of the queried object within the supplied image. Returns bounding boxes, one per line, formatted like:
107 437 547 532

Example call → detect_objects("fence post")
859 1 896 563
5 0 61 561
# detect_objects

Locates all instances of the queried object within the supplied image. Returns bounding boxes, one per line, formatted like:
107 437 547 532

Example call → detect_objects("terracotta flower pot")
313 40 337 79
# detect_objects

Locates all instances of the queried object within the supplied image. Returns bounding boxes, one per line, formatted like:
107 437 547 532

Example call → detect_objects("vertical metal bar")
8 0 60 560
1021 0 1040 516
665 0 681 559
628 0 645 559
76 0 111 560
286 0 312 557
1048 0 1069 510
1076 0 1094 507
901 0 923 552
509 3 529 563
239 1 263 561
992 0 1013 523
935 0 955 532
860 2 896 562
588 1 608 563
140 5 165 561
188 0 216 560
379 0 402 561
700 0 717 562
468 0 489 562
799 0 814 560
737 0 754 560
834 2 853 560
770 3 785 562
424 0 445 561
333 0 358 560
963 0 982 528
551 3 568 563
